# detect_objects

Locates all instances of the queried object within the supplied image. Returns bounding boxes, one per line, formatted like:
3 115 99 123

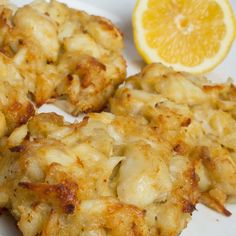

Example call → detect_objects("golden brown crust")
19 180 78 214
0 53 35 137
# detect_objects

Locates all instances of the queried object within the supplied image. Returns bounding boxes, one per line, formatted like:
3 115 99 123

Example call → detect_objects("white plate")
0 0 236 235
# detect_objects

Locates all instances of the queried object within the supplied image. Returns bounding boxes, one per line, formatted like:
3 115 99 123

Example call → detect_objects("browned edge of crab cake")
0 52 35 138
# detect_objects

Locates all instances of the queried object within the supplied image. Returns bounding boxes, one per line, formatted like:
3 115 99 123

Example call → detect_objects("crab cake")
110 63 236 216
0 0 126 115
0 53 34 137
0 112 198 236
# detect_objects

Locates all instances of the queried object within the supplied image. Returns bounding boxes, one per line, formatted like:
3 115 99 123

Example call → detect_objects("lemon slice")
133 0 236 74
